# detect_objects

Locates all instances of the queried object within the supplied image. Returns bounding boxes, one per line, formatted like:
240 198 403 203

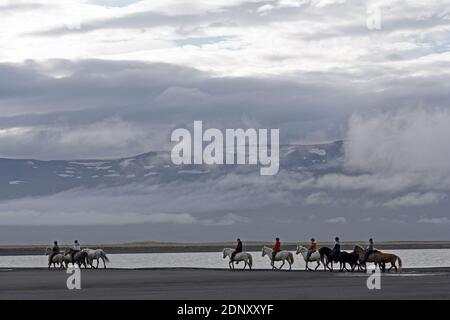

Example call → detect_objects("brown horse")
372 252 402 272
353 245 402 272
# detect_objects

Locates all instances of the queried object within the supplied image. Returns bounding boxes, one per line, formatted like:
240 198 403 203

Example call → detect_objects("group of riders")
231 237 375 264
47 240 110 269
48 240 82 264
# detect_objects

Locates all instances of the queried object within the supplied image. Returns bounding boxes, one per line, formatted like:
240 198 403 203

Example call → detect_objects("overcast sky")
1 0 450 242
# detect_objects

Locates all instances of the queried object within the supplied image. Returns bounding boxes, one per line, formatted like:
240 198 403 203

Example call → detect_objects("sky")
1 0 450 243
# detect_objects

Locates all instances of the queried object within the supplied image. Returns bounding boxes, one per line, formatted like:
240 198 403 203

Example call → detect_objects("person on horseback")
49 241 60 263
330 237 340 262
364 238 374 261
272 238 281 261
69 240 81 261
231 238 243 263
306 238 317 261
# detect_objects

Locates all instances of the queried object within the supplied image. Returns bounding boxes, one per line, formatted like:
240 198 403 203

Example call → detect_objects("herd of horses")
45 248 110 269
223 245 403 272
46 243 402 272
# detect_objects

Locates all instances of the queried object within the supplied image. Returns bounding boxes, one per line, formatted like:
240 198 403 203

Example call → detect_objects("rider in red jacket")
272 238 281 261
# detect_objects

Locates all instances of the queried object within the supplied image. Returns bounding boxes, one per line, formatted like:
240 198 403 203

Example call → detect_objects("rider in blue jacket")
330 237 341 261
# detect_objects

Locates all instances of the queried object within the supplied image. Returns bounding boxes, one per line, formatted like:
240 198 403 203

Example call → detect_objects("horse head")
296 245 307 255
261 246 270 257
45 247 51 255
352 245 364 253
222 248 231 259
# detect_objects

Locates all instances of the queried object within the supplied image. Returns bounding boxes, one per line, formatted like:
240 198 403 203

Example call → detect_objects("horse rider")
49 241 60 262
69 240 81 261
231 238 243 263
364 238 374 261
306 238 317 261
272 237 281 261
330 237 341 262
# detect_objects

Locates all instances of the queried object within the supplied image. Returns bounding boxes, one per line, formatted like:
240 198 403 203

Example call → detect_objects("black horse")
335 251 359 272
319 247 334 271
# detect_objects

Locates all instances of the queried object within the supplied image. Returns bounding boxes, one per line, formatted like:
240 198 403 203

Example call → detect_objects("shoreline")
1 266 449 272
2 240 450 256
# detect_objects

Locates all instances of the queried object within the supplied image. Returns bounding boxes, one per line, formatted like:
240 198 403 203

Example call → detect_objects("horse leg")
102 257 106 269
243 261 247 270
271 261 276 270
96 258 99 269
279 260 285 270
388 262 394 272
315 261 320 270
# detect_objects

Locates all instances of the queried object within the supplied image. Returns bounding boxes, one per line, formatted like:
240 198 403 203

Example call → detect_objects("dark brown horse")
318 247 333 271
335 251 359 272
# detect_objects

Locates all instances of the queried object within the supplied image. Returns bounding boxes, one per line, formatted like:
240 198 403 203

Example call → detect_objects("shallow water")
1 249 449 269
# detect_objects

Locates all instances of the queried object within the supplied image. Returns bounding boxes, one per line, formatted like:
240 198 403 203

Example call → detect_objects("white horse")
45 248 65 269
261 246 294 270
222 248 253 270
83 248 110 269
296 245 321 271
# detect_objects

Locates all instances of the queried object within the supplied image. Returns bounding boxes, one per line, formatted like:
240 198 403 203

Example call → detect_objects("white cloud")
304 192 337 206
417 217 450 224
0 0 449 77
345 108 450 175
383 192 447 208
324 216 347 224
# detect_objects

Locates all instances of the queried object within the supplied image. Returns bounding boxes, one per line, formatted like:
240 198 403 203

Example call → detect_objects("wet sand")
1 267 450 300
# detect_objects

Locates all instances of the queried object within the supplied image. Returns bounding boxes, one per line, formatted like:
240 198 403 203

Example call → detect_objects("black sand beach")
1 267 450 300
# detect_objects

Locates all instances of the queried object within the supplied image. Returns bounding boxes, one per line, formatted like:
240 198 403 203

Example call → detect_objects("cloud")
417 217 450 224
324 216 347 224
304 192 337 206
0 194 251 226
1 0 448 78
0 59 358 159
1 1 450 240
345 108 450 175
383 192 447 208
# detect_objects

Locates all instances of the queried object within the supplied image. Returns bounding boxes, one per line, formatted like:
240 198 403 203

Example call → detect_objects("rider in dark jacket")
364 238 374 261
49 241 60 262
330 237 341 262
231 238 243 262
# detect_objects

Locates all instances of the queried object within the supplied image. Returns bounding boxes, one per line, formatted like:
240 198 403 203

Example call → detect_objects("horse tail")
102 250 110 263
288 252 294 265
248 254 253 268
397 256 402 272
319 248 325 261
